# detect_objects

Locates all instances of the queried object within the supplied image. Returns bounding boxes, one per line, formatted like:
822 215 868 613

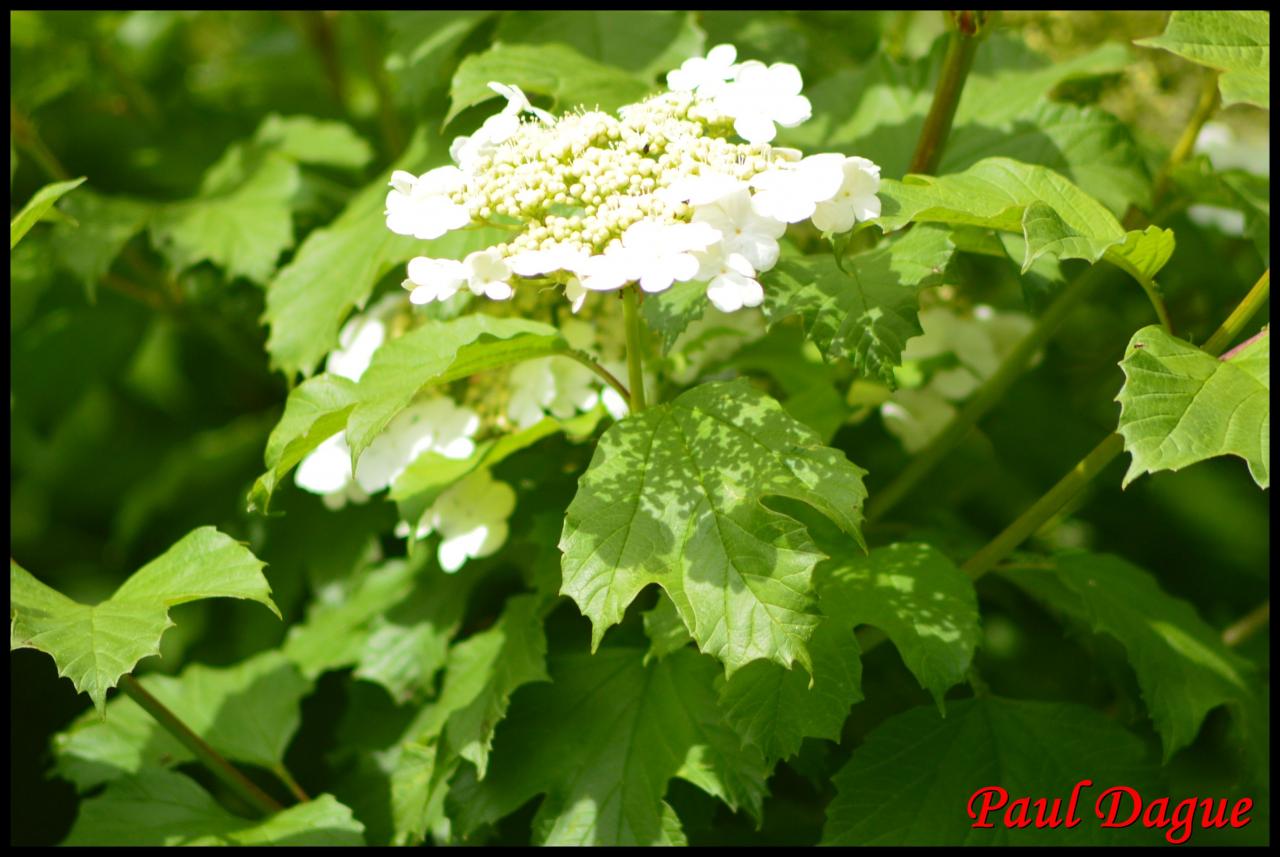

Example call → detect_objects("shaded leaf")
1000 552 1254 759
717 617 863 764
818 542 980 708
449 648 768 845
48 190 153 300
823 697 1155 845
762 224 954 386
494 11 704 81
53 651 310 790
64 768 363 846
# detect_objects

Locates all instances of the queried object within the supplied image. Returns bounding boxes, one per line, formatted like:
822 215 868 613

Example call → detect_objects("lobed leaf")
1001 552 1254 759
449 648 768 845
818 542 981 709
823 697 1156 845
1116 325 1269 488
560 379 868 676
10 528 278 713
447 43 651 124
762 224 954 386
1137 11 1269 109
64 767 363 846
53 650 311 790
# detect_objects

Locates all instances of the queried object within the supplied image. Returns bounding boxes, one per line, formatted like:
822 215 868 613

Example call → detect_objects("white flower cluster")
293 298 518 573
385 44 881 315
880 305 1035 452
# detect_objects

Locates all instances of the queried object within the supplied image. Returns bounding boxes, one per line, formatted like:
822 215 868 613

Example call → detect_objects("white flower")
415 469 517 572
810 156 882 233
693 188 785 271
327 294 404 381
463 248 515 300
700 251 763 313
618 219 721 294
489 81 555 124
508 243 591 278
405 256 467 305
658 171 749 207
385 166 471 239
715 60 811 144
295 432 369 510
354 397 480 494
750 153 845 223
507 360 558 429
579 242 644 292
667 44 738 94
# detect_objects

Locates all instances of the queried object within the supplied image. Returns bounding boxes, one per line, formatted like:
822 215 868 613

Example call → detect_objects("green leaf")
823 697 1155 845
642 592 694 662
64 768 364 846
717 617 863 764
642 277 708 353
384 12 497 108
447 43 651 124
1137 11 1269 109
252 315 567 510
53 651 311 790
283 554 431 680
560 379 868 676
449 648 768 845
391 408 604 532
435 594 550 778
791 34 1129 177
48 189 153 301
1116 325 1269 488
249 373 358 512
878 157 1174 282
10 528 278 713
149 152 298 284
493 11 704 81
941 100 1153 216
353 566 478 702
819 542 980 708
10 176 85 249
254 114 374 169
345 315 568 464
1000 552 1253 759
762 224 954 386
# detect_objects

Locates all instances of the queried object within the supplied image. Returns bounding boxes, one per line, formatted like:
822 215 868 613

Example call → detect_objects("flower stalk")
623 287 648 412
907 11 986 176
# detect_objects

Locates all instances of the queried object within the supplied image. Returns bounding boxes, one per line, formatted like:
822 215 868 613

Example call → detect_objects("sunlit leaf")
10 176 85 249
1137 11 1269 109
10 528 278 713
560 379 867 676
1117 325 1269 488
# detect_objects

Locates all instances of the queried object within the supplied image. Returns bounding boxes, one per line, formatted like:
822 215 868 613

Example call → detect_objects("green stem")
867 263 1109 522
271 762 311 804
1150 69 1221 209
907 12 983 176
871 72 1230 522
120 675 283 817
623 288 648 412
1222 600 1270 648
563 348 631 405
960 266 1269 584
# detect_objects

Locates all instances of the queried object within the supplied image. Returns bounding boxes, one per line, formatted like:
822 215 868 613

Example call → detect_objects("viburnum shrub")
8 10 1271 847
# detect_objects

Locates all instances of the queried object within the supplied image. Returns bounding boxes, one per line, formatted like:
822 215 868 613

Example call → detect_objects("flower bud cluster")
386 44 882 314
